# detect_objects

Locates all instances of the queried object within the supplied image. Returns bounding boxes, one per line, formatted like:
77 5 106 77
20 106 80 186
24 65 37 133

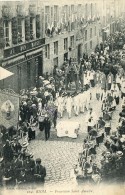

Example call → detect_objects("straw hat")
116 151 123 157
22 142 29 148
0 157 3 163
36 158 41 163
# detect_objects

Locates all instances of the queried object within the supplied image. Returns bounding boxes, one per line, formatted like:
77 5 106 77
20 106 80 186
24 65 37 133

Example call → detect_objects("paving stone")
26 86 122 186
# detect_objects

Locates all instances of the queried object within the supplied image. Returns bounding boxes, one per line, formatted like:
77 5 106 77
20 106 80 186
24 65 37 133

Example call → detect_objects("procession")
1 0 125 191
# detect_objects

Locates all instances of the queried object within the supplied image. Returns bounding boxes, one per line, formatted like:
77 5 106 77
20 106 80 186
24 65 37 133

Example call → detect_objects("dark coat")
34 165 46 182
43 118 51 131
23 159 35 182
11 143 22 153
3 144 13 161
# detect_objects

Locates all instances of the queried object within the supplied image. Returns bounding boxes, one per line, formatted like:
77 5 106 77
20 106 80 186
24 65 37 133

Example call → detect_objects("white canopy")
0 67 14 81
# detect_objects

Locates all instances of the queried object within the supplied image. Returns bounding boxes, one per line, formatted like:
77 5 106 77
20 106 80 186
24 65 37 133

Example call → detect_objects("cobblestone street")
27 86 122 187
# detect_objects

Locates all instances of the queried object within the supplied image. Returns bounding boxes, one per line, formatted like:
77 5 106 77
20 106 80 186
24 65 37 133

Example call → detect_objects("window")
90 41 92 49
29 17 36 39
85 30 87 41
45 44 50 59
36 15 40 38
53 57 58 66
78 4 82 20
71 5 75 30
70 36 74 48
30 17 34 39
64 38 68 50
64 5 68 23
85 43 87 53
17 18 22 43
91 3 93 19
51 7 53 21
54 6 58 27
90 28 92 38
4 20 9 46
71 5 74 12
54 41 58 55
95 26 96 36
85 4 88 20
45 6 50 29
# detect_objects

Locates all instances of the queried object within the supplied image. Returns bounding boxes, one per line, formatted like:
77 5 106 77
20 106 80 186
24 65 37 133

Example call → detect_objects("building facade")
98 0 125 41
0 0 124 93
0 1 45 92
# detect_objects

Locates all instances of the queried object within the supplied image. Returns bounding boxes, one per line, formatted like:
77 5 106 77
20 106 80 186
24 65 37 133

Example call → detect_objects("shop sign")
4 38 45 58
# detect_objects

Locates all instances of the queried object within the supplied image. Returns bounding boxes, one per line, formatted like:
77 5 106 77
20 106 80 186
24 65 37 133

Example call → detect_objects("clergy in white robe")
73 94 80 116
66 95 73 118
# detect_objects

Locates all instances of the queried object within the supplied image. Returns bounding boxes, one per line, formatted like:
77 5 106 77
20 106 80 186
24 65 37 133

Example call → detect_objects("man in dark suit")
43 114 51 141
3 140 13 162
4 162 16 186
34 158 46 183
16 168 26 186
11 138 22 154
11 153 23 179
23 153 35 183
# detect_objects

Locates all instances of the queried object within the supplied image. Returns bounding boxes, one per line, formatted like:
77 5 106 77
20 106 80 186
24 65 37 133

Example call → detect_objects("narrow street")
27 85 122 187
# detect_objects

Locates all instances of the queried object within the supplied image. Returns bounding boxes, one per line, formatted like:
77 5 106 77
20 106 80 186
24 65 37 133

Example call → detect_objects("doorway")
37 56 43 76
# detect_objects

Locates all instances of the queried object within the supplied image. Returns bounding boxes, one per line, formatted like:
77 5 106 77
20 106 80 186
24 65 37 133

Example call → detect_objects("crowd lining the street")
1 29 125 187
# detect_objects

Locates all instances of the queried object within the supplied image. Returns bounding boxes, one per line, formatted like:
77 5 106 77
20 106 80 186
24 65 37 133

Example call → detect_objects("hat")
120 138 125 143
87 168 93 175
30 153 33 158
23 102 27 106
0 157 3 163
92 163 97 168
36 158 41 163
32 104 36 107
45 113 48 117
25 153 30 157
13 153 18 157
39 76 44 80
116 151 123 157
22 142 29 148
106 151 111 157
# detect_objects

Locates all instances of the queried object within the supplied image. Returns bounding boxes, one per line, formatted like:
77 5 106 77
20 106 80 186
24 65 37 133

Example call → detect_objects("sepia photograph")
0 0 125 194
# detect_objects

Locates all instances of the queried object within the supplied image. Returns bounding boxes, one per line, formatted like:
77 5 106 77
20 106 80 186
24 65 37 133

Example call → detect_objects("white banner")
0 90 19 128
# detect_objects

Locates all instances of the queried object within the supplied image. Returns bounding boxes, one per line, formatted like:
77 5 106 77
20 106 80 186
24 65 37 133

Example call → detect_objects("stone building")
1 0 123 92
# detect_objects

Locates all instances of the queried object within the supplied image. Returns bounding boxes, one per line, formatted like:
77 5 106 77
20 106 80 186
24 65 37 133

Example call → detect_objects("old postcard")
0 0 125 195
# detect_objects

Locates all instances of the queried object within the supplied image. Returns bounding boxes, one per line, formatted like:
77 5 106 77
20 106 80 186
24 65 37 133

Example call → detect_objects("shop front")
2 38 45 93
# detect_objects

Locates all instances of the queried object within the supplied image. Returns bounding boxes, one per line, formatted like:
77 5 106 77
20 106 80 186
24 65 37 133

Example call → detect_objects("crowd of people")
0 125 46 187
70 31 125 185
1 29 125 188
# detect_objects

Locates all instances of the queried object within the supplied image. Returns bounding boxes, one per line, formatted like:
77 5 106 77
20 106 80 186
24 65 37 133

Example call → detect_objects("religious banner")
0 89 19 128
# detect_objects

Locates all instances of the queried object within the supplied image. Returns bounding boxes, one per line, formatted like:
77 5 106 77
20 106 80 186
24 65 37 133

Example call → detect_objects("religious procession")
1 0 125 190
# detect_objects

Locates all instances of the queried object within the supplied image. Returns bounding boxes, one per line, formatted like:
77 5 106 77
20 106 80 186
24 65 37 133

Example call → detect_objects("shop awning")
0 67 14 80
2 55 25 67
26 48 43 57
